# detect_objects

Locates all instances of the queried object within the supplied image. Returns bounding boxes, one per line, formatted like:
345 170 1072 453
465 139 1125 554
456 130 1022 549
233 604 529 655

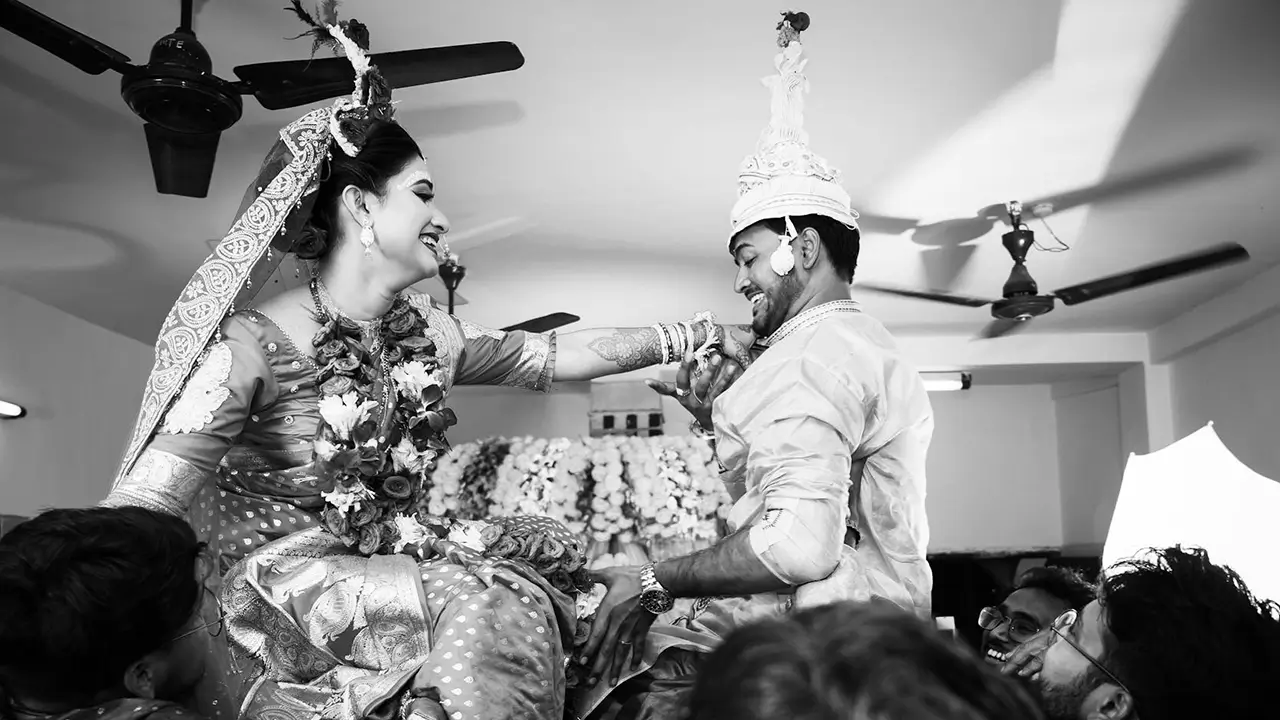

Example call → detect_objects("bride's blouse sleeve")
408 294 556 393
102 315 278 516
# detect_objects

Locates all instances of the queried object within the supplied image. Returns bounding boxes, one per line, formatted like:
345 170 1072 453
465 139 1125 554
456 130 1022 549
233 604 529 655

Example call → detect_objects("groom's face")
730 222 804 337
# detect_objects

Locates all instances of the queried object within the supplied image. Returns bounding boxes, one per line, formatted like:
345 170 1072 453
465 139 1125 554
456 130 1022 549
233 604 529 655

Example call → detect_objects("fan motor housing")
992 295 1054 321
121 31 243 134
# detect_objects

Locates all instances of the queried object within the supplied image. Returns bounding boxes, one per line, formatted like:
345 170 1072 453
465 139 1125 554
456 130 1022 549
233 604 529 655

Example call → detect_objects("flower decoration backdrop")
426 435 733 568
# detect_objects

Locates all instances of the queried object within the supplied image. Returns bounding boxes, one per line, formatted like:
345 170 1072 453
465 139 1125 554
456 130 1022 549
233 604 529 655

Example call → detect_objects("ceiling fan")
0 0 525 198
856 146 1256 291
857 201 1250 339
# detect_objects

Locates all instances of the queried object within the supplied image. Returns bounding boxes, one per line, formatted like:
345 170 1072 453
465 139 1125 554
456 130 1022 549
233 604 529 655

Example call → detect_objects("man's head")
0 507 216 712
729 213 860 337
1033 546 1280 720
981 566 1095 667
688 599 1043 720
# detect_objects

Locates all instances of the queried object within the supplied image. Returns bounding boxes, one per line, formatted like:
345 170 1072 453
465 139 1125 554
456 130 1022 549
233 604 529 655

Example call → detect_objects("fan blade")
1051 243 1250 307
977 318 1028 340
0 0 132 75
858 213 920 235
236 42 526 111
856 283 995 308
1027 147 1255 216
501 313 580 334
144 124 220 198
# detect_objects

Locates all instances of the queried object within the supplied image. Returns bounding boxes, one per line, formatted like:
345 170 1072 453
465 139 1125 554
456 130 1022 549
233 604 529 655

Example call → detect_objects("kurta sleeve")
450 317 557 393
102 315 277 516
743 357 868 585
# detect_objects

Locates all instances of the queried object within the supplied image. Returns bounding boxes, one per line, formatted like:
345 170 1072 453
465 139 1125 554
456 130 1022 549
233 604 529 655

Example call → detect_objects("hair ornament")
287 1 393 157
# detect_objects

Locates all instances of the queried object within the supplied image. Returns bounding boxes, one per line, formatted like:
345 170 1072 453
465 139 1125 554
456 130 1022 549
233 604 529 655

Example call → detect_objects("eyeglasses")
1048 609 1132 697
171 585 225 642
977 606 1042 643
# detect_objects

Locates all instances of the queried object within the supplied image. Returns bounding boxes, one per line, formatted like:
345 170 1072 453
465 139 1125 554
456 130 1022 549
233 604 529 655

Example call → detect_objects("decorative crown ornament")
729 11 860 253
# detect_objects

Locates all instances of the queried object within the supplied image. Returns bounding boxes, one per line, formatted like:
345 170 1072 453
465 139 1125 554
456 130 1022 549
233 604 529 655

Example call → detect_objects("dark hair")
760 213 861 282
1094 546 1280 719
293 119 423 260
688 600 1043 720
0 507 205 706
1012 565 1095 611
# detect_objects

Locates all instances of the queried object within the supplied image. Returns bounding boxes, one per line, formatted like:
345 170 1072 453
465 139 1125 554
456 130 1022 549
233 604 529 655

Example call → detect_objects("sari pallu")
223 528 578 720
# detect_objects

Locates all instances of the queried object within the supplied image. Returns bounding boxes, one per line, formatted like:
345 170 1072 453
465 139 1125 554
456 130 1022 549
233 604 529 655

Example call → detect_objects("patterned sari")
103 298 572 720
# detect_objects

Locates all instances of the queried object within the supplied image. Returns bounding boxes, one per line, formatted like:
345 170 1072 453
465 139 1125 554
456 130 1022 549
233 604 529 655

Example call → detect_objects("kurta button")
291 360 302 369
284 415 295 425
267 342 278 353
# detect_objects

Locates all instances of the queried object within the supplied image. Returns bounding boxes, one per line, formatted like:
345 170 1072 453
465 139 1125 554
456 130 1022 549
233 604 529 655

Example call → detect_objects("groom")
580 11 934 717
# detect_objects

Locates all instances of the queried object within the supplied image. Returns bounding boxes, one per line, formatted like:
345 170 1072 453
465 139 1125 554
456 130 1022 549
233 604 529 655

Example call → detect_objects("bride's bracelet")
653 311 720 365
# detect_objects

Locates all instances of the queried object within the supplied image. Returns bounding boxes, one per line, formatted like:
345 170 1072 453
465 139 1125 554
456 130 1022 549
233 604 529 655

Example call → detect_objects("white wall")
1169 311 1280 480
0 284 153 515
925 385 1063 552
1054 382 1124 549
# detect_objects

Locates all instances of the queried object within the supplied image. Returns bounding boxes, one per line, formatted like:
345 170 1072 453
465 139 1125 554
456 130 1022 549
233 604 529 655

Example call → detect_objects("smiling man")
980 566 1095 666
1012 546 1280 720
578 12 934 719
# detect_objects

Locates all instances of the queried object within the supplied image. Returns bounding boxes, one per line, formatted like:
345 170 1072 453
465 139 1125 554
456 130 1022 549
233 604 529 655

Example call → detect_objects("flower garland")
313 288 457 555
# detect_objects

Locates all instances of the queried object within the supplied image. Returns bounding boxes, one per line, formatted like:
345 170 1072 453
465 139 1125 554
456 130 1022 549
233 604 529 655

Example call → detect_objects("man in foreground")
577 11 934 718
689 600 1043 720
0 507 217 720
1004 546 1280 719
980 566 1095 667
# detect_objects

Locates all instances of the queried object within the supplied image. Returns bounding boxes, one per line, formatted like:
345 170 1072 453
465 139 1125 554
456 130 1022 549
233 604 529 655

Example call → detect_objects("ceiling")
0 0 1277 344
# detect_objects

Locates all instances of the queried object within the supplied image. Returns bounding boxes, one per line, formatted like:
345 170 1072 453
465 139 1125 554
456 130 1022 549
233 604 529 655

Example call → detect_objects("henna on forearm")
584 327 664 372
652 529 790 598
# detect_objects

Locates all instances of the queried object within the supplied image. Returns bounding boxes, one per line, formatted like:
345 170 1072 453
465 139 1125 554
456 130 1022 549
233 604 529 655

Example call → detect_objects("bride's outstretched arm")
553 324 754 382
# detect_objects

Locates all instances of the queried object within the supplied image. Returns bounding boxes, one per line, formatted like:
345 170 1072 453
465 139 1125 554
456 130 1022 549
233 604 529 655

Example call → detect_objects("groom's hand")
646 352 743 431
583 565 657 686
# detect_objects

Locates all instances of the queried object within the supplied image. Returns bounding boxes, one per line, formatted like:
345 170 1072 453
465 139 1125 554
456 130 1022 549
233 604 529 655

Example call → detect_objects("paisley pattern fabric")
13 699 204 720
113 106 335 489
224 529 577 720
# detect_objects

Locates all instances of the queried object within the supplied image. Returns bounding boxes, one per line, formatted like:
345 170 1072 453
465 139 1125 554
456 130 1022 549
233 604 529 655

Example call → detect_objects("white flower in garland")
391 435 429 475
317 391 379 440
321 484 374 517
389 360 441 401
392 513 431 553
448 518 492 552
314 438 340 462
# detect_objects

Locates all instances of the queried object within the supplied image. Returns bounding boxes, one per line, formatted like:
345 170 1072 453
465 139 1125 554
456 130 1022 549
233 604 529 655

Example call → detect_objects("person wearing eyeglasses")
978 566 1095 667
0 507 218 720
1002 546 1280 720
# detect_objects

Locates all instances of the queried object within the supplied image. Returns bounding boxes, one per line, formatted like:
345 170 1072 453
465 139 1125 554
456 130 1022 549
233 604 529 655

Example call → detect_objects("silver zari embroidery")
161 342 234 434
101 448 209 517
500 332 553 392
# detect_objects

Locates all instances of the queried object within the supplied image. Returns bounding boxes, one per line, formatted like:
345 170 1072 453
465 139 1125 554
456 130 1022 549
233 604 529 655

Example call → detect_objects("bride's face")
364 157 451 284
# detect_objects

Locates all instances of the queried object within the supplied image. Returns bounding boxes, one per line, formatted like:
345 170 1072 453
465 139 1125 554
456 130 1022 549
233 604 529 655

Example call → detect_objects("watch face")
640 590 674 614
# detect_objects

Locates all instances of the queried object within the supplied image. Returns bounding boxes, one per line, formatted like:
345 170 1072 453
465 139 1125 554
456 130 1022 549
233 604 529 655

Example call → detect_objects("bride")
100 5 752 720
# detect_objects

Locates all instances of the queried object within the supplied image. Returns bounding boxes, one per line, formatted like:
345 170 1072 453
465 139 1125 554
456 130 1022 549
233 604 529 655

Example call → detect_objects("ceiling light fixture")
922 372 972 392
0 400 26 419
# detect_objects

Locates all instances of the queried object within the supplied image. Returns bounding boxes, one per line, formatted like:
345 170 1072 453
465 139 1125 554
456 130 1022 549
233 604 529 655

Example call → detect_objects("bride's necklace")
311 277 388 353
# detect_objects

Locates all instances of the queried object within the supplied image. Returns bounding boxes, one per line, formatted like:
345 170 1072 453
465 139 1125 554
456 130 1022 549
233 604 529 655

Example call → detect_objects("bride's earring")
360 220 375 258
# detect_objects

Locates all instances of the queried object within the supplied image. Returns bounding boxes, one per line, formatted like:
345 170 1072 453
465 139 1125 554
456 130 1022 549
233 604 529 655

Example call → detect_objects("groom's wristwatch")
639 563 675 614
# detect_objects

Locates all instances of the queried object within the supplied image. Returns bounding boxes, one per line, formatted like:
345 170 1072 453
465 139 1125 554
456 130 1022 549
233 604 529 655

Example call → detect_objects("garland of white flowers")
437 435 729 556
424 442 480 517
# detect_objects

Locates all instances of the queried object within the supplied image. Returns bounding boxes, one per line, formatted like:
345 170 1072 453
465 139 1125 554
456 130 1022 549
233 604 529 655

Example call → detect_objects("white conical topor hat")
729 11 859 241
